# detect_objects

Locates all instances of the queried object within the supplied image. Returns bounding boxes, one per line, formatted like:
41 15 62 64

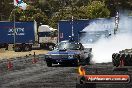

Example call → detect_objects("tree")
86 1 110 19
38 0 62 18
104 0 132 16
49 0 111 28
0 0 13 20
48 0 89 28
9 5 48 25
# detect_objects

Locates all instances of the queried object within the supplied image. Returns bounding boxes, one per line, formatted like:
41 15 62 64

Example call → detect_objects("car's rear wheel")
48 44 54 51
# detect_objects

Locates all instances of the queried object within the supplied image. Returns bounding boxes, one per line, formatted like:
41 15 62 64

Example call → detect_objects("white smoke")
81 15 132 63
83 18 114 32
91 33 132 63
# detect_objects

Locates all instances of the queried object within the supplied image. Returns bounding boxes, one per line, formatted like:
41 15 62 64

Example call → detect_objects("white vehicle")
38 25 57 50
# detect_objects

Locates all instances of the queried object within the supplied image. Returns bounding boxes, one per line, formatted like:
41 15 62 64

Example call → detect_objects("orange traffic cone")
32 52 37 64
7 60 13 70
32 58 37 64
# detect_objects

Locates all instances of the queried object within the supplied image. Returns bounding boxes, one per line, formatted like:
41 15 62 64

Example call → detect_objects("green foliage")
0 0 13 20
49 0 110 28
3 0 132 29
86 1 110 19
9 5 48 25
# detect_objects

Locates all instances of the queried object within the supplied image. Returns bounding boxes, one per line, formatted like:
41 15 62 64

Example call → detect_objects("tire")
112 53 116 66
125 54 131 66
47 62 52 67
76 83 96 88
48 44 54 51
85 57 90 65
113 54 120 67
74 59 80 66
14 46 21 52
130 55 132 65
24 45 31 51
112 58 117 66
120 54 125 66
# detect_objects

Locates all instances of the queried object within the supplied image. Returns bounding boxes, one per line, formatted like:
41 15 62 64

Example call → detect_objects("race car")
45 40 92 67
112 49 132 66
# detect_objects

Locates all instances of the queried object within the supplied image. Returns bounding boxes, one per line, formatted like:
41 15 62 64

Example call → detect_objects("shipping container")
0 21 37 52
58 18 114 44
58 19 89 42
0 21 37 44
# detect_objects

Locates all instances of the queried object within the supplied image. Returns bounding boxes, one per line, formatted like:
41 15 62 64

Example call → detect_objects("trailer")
0 21 57 52
58 18 114 43
0 21 36 51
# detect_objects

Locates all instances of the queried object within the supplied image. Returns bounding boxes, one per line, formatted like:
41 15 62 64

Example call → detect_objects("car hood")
46 50 81 55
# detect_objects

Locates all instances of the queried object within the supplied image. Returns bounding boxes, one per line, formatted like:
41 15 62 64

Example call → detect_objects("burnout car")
45 40 92 67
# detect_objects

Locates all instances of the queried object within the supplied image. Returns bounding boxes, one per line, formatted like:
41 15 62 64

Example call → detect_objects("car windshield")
55 42 80 50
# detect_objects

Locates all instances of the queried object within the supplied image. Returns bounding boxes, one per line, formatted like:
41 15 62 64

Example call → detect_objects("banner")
14 0 27 10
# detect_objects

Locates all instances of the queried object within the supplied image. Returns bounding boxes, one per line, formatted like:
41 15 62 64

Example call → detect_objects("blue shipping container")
0 21 35 44
58 19 89 42
58 18 114 42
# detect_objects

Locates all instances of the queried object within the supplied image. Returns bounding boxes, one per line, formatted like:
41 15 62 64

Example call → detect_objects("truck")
45 39 92 67
0 21 57 52
38 25 57 50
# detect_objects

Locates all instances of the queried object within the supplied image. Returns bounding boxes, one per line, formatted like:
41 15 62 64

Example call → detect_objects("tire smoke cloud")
81 15 132 63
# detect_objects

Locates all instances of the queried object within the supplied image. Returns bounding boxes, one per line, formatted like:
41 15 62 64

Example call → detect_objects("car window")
55 42 81 50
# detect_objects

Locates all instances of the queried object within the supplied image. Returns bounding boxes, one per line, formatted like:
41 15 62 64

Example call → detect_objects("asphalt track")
0 54 132 88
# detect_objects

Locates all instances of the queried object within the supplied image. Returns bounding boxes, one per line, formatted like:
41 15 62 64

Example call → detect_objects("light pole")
9 2 16 50
114 0 119 34
71 0 74 37
13 9 16 50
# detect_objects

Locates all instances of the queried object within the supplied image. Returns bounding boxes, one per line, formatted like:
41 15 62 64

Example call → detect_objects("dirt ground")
0 49 48 60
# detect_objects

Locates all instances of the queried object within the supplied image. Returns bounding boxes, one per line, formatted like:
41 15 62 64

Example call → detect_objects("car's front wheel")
46 62 52 67
74 59 80 66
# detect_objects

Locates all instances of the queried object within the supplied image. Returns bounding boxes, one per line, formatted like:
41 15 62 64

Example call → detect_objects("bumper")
45 58 77 64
